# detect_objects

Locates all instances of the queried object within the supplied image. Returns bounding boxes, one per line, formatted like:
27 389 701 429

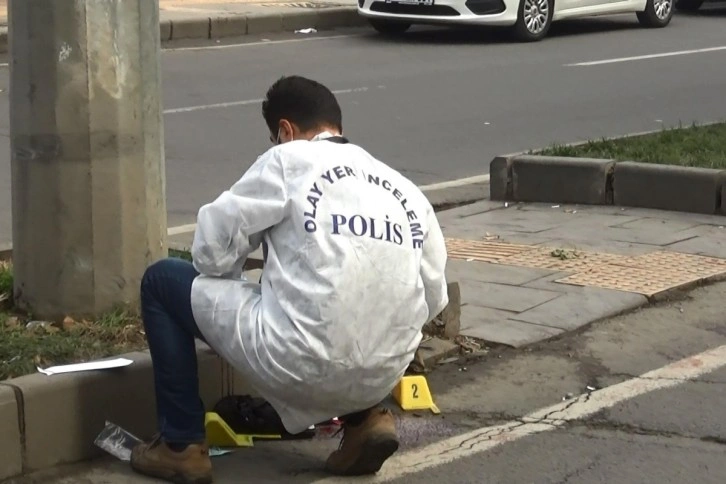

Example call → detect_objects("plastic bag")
94 421 141 462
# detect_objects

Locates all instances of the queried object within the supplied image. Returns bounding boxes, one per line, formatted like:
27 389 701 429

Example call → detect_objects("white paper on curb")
37 357 134 376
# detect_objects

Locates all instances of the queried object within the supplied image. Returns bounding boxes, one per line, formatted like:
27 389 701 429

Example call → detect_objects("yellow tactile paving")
444 237 726 297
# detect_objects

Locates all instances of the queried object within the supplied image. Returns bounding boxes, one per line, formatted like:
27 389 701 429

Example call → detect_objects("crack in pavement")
557 455 603 484
567 421 726 448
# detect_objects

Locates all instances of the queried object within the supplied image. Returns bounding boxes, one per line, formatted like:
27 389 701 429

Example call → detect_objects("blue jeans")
140 257 206 444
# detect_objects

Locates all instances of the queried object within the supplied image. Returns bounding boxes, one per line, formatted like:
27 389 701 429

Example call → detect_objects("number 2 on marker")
411 383 419 398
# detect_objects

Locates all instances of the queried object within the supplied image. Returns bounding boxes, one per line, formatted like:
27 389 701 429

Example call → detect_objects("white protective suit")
190 131 449 434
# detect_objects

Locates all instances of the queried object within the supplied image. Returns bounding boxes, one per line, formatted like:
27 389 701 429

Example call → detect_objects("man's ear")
278 119 295 142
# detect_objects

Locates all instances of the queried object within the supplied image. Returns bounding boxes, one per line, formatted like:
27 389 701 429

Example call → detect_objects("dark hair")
262 76 343 135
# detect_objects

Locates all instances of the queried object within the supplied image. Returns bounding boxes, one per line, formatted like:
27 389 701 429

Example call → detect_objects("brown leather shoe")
130 435 213 484
325 407 400 476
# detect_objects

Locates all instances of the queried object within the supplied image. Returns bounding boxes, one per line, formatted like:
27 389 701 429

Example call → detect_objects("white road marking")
313 343 726 483
419 174 490 192
165 174 492 236
163 86 369 114
163 33 365 52
167 223 199 236
566 45 726 66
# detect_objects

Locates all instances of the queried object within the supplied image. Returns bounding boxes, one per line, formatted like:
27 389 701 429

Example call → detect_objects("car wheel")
637 0 674 27
512 0 554 42
674 0 704 11
369 19 412 35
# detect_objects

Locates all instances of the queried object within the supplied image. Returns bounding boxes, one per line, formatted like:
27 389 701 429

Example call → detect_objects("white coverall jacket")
190 131 449 434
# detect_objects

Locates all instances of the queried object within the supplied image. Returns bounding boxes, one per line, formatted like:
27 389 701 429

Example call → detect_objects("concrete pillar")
9 0 167 319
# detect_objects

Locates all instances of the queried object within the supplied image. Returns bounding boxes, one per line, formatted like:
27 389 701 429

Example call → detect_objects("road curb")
164 8 365 43
0 7 364 54
491 155 726 216
0 346 257 480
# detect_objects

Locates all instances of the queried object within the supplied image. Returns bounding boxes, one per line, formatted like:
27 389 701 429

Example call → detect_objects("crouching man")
131 75 449 484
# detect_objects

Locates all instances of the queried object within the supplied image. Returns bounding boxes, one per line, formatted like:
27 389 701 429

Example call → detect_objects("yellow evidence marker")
392 375 440 414
204 412 282 447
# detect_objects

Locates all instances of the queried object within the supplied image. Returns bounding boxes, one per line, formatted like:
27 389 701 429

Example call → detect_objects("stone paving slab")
446 259 553 286
459 305 565 348
511 289 648 332
461 281 560 313
438 199 726 347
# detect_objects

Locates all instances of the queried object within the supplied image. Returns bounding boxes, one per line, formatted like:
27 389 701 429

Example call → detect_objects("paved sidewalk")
0 0 359 29
169 195 726 349
439 199 726 347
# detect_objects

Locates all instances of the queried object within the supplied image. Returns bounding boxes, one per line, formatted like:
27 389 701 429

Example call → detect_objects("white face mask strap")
276 127 295 145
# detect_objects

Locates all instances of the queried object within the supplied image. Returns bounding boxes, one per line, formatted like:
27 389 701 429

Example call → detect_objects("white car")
357 0 674 41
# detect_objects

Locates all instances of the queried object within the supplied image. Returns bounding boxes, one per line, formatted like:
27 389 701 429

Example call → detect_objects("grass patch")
0 261 12 305
169 248 192 262
0 250 197 380
537 122 726 170
0 261 147 381
1 310 146 380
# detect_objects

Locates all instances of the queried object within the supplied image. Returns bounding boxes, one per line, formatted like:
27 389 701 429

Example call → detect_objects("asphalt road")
1 9 726 245
18 276 726 483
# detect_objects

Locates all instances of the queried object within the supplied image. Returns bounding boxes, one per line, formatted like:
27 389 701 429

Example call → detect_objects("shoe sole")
334 434 400 476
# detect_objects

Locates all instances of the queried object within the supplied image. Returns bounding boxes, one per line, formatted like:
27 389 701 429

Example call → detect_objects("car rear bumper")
358 0 520 26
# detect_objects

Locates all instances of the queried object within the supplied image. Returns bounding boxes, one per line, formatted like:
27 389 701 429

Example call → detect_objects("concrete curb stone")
281 9 319 31
211 14 249 38
489 156 513 201
614 162 726 215
0 347 226 478
493 155 726 216
246 12 284 35
511 155 614 205
0 384 22 480
160 19 173 41
169 16 213 40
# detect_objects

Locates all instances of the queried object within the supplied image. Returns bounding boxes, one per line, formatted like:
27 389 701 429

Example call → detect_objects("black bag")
212 395 316 440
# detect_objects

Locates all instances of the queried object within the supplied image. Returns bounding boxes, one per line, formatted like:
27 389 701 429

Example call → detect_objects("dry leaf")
455 335 482 353
5 316 19 328
62 316 76 331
